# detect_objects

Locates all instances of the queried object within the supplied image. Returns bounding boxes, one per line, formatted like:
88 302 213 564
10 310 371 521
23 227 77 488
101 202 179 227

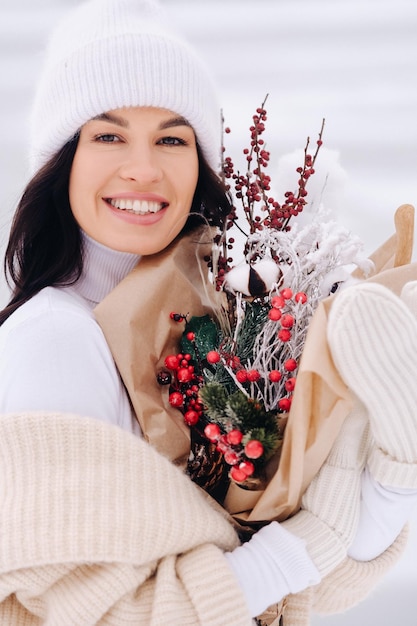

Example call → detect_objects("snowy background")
1 0 417 623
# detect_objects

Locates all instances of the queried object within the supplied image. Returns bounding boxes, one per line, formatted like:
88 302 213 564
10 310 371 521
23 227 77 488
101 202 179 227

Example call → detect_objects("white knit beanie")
29 0 221 172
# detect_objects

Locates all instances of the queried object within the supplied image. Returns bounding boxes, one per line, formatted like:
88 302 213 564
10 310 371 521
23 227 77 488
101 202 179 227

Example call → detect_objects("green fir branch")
199 382 229 422
235 301 269 363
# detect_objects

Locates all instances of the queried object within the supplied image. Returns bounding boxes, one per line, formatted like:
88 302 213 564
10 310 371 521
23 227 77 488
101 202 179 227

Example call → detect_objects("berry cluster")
204 288 308 414
214 96 324 292
159 315 270 484
263 287 308 411
160 332 205 427
203 423 263 483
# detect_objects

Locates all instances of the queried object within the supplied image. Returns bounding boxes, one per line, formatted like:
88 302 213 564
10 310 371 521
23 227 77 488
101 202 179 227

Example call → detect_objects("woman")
0 0 416 624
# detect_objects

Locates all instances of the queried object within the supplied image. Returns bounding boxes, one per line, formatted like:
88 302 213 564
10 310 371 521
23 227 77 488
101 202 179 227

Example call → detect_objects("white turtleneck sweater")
0 233 140 435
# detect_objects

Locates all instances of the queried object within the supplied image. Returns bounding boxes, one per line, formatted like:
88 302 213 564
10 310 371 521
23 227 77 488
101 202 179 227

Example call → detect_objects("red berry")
284 358 297 371
206 350 221 364
285 377 296 392
236 369 248 383
278 397 291 411
280 288 293 300
204 423 221 442
246 369 261 382
227 429 243 445
177 368 193 383
224 450 239 465
164 354 180 370
239 460 255 477
230 466 248 483
295 291 307 304
269 370 282 382
281 314 294 329
186 331 195 341
271 295 285 309
244 439 264 459
184 410 200 426
169 392 183 407
278 329 292 342
268 308 282 321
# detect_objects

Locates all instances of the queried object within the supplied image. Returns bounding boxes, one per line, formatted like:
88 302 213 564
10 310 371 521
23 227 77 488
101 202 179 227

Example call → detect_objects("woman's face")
69 106 199 255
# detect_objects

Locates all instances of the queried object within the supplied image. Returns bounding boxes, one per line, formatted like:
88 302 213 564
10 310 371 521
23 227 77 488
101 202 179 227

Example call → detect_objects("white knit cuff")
225 521 320 618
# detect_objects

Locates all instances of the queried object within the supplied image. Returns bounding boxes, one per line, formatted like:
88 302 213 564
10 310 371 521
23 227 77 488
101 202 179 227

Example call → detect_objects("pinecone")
186 424 230 504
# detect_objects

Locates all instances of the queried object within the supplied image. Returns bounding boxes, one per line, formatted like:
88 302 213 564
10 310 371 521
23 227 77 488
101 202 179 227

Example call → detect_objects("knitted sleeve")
0 412 252 626
312 524 409 615
280 526 408 626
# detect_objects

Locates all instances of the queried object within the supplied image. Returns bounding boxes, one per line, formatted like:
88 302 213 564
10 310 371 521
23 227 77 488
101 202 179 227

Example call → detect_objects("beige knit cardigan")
0 412 407 626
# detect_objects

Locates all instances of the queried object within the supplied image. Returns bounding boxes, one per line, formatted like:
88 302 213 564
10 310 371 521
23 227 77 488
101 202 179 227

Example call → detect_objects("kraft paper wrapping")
94 206 415 524
94 227 220 466
226 295 353 523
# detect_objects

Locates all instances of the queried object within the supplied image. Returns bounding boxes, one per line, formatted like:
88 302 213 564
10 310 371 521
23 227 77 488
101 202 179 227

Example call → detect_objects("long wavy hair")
0 136 232 326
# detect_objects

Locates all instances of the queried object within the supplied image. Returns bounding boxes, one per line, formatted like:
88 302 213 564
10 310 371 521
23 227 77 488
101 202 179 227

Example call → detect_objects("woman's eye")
95 134 121 143
158 136 187 146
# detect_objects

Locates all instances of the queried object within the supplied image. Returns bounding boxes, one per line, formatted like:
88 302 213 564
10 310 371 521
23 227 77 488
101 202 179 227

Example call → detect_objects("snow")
1 1 417 622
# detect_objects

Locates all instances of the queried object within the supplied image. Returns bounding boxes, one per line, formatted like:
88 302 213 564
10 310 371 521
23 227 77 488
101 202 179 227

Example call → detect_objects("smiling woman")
69 107 199 255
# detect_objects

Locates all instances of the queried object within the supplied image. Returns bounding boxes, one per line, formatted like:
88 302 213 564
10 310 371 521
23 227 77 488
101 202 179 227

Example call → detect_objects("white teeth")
109 198 164 215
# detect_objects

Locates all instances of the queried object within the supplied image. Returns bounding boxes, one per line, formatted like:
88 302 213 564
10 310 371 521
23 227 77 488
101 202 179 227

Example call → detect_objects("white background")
1 1 417 623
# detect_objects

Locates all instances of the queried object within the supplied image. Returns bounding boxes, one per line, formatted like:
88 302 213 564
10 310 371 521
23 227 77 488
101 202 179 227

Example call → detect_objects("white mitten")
225 521 320 618
327 281 417 489
282 400 369 577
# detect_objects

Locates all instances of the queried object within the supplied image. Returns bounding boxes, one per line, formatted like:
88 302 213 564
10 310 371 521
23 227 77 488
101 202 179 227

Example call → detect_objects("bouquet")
94 96 414 529
159 96 372 503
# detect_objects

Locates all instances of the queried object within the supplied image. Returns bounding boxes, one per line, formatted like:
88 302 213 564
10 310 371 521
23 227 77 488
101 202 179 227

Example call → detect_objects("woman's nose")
118 147 162 184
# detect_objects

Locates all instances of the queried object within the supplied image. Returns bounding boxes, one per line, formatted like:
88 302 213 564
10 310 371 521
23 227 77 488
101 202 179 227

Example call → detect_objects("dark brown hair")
0 138 231 325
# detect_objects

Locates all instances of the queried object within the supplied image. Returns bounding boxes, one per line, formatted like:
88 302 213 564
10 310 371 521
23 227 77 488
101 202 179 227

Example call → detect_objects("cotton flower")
225 259 281 296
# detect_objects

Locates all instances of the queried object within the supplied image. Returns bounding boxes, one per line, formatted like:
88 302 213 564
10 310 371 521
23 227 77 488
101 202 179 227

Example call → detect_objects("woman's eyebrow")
92 112 129 127
91 113 191 131
159 116 191 130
